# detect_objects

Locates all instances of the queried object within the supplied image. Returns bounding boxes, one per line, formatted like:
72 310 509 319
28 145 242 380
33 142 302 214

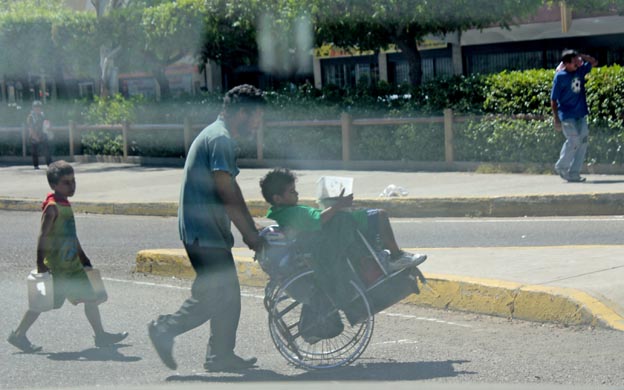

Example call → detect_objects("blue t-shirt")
178 117 240 249
550 62 592 120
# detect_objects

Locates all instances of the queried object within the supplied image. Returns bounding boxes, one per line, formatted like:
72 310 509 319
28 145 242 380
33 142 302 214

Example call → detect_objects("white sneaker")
388 251 427 271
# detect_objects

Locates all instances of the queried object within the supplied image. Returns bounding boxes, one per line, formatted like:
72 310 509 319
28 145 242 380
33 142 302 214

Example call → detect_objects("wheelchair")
255 224 426 370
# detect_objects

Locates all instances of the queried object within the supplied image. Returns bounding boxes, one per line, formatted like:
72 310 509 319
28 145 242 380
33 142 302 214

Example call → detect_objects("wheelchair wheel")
266 269 374 369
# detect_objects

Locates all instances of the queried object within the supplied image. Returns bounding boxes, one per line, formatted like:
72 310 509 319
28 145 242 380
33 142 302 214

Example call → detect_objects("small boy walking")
7 160 128 353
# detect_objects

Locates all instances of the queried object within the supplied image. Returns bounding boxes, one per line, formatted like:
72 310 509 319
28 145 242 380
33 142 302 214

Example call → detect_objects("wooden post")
22 124 27 157
69 121 75 160
257 120 264 161
561 1 573 33
341 112 352 162
183 117 192 157
122 121 129 160
444 108 454 163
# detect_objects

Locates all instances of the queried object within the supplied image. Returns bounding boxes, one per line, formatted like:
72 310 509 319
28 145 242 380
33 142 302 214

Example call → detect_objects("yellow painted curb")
135 249 624 331
404 273 624 331
4 193 624 218
0 197 179 217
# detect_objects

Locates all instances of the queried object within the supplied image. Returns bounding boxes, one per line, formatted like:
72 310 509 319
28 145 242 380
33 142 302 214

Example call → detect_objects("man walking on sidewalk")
27 100 52 169
148 85 266 372
551 49 597 183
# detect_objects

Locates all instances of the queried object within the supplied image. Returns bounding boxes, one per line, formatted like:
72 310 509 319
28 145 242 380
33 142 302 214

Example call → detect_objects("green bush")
456 118 560 163
414 74 487 114
85 94 136 125
586 64 624 126
483 69 554 116
2 65 624 165
81 130 123 156
127 129 185 158
0 129 22 155
353 123 445 161
263 126 341 160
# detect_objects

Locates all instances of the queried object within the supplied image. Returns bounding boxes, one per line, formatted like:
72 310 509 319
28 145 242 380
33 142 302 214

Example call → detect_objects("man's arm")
320 191 353 225
36 206 57 273
580 53 598 67
551 99 562 131
213 170 261 250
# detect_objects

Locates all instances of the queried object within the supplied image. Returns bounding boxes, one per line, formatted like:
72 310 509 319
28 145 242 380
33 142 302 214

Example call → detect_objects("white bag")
43 120 53 140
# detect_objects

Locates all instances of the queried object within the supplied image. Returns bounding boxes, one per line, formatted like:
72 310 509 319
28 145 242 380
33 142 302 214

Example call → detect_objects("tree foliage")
312 0 547 87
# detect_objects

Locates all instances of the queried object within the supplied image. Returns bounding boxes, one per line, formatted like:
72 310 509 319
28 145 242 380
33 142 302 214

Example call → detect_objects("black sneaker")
148 321 177 370
94 331 128 348
204 354 257 372
7 331 42 353
567 176 587 183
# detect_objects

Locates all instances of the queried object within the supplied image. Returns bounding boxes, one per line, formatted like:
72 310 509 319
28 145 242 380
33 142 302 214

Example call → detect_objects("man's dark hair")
260 168 296 205
561 49 579 63
47 160 74 186
222 84 266 115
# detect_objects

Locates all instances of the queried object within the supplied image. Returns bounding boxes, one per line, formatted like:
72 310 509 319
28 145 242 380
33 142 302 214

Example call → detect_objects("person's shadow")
166 359 473 383
587 179 624 184
44 343 141 362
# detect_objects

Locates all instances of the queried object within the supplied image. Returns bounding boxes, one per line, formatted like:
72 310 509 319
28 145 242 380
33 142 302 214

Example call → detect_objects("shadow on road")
44 344 141 362
166 360 473 382
587 179 624 184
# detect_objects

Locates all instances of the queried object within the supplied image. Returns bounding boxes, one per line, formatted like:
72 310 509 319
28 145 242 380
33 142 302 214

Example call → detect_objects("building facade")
313 5 624 89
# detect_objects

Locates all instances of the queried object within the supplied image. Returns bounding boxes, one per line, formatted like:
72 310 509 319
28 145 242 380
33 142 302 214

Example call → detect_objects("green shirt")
42 198 83 274
266 205 368 233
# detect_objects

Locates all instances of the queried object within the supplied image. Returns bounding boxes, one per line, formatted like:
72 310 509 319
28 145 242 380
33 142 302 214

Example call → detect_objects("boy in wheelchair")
259 168 427 343
259 168 426 271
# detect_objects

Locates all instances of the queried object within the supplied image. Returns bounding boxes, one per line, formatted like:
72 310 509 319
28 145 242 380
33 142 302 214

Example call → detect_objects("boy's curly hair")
223 84 266 114
260 168 296 205
47 160 74 186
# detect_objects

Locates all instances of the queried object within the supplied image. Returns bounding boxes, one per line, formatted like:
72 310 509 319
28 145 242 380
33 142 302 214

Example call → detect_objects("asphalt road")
2 211 624 388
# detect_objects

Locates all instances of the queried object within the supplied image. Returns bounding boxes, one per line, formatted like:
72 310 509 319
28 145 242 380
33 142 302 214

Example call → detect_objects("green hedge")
2 65 624 164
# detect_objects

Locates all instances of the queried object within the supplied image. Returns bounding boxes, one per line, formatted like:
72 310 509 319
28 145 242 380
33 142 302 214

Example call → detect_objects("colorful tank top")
42 194 83 274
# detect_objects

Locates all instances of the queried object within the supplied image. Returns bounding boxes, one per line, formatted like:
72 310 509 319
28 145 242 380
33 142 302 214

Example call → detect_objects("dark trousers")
31 140 52 168
162 242 241 359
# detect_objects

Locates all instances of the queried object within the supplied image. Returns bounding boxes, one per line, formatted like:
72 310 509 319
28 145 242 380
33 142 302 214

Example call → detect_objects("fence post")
183 117 192 157
22 124 27 157
257 120 264 161
341 112 352 162
122 121 129 160
69 121 75 160
444 108 454 163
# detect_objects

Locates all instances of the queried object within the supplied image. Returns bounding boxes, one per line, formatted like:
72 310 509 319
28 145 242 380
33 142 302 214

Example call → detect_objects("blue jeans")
555 116 589 179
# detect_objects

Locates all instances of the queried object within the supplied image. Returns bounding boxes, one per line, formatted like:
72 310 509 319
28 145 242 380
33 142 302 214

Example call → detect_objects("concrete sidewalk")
2 162 624 330
3 162 624 217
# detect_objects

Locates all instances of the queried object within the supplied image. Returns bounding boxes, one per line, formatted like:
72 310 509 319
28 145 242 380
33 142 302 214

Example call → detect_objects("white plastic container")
316 176 353 208
85 267 108 304
27 270 54 312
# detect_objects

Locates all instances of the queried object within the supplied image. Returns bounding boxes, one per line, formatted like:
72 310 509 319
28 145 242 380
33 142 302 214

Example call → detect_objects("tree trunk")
395 34 423 87
99 45 120 98
152 67 170 101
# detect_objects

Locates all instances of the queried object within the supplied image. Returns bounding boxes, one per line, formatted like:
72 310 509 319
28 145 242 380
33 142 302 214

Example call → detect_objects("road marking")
372 339 419 346
104 277 465 327
104 277 189 290
393 216 624 223
105 277 266 299
379 311 472 328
